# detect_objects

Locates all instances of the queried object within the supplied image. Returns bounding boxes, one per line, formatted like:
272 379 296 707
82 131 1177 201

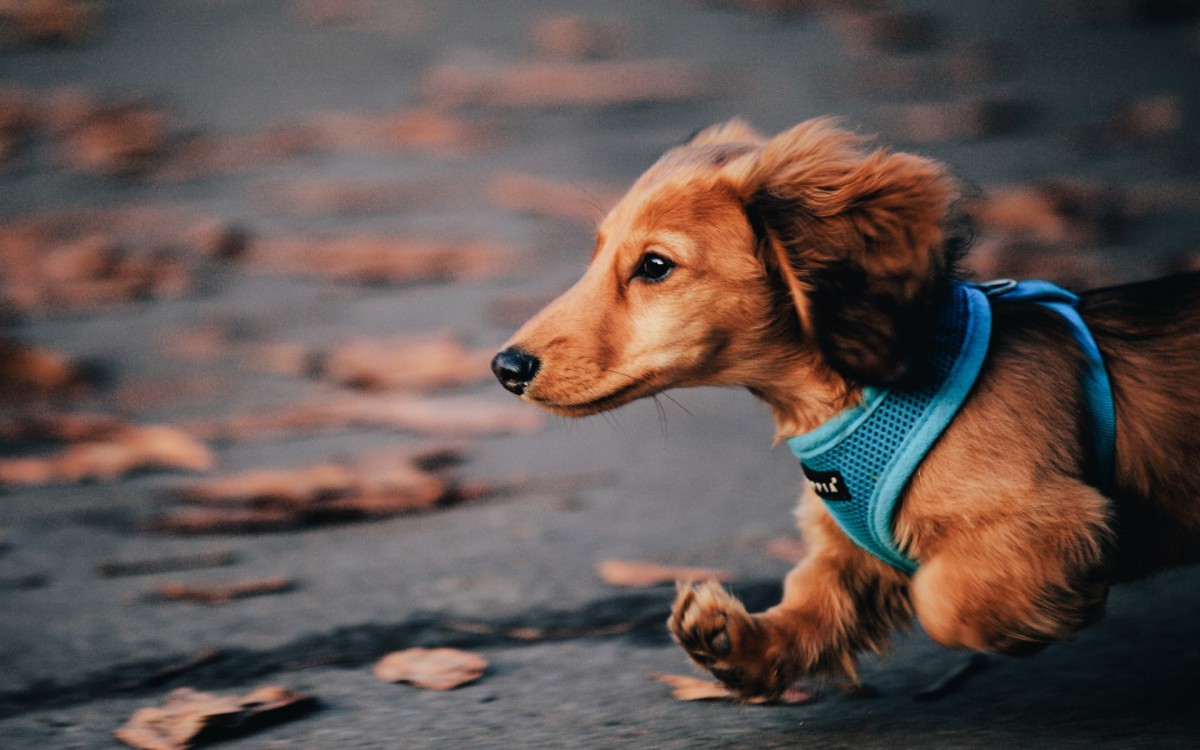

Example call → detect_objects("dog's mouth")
529 377 654 417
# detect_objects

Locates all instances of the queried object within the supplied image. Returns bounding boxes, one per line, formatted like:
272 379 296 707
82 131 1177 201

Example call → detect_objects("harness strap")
784 279 1117 574
979 280 1116 492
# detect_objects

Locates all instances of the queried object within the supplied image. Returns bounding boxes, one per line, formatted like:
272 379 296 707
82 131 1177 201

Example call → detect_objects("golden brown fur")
495 118 1200 699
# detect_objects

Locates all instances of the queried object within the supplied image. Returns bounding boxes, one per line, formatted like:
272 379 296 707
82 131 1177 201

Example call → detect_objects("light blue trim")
786 283 991 574
784 279 1117 573
983 281 1116 492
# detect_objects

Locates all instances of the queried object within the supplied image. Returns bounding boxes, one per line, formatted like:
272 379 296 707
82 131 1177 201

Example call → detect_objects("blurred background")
2 1 1200 748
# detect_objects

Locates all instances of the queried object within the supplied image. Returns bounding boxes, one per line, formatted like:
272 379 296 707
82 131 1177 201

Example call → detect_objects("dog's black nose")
491 347 540 395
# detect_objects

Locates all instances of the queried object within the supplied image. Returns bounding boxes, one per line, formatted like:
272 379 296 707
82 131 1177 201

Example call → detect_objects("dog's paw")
668 581 792 700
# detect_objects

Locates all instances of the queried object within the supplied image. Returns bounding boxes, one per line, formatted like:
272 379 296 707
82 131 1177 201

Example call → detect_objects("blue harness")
784 280 1116 574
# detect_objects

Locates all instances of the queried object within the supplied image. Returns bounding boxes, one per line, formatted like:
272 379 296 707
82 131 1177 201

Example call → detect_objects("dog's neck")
743 355 860 442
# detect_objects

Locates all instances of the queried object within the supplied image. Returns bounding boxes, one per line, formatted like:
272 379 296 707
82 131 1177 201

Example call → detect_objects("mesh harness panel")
784 280 1115 573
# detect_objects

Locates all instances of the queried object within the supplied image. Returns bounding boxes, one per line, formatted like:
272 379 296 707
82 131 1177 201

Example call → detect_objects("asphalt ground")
2 1 1200 748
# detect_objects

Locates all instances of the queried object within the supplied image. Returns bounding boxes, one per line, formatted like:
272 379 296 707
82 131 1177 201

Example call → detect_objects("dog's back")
1082 271 1200 576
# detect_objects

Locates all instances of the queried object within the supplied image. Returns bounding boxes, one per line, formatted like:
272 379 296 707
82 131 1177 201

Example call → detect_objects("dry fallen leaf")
0 336 95 400
98 550 237 578
0 206 237 316
189 393 545 442
59 100 169 176
421 59 721 108
0 423 213 486
650 674 817 705
148 447 489 533
488 172 622 225
144 577 295 605
319 335 493 391
114 686 317 750
0 0 95 46
874 97 1037 143
596 559 734 588
373 647 488 690
247 233 516 285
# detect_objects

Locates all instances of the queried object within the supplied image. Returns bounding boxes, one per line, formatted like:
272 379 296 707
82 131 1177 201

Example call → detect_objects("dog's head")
493 118 962 430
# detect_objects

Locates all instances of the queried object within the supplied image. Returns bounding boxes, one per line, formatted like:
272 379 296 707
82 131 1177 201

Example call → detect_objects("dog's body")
492 118 1200 699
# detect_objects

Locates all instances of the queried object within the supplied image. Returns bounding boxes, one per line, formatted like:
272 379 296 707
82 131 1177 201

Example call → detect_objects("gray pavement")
2 0 1200 747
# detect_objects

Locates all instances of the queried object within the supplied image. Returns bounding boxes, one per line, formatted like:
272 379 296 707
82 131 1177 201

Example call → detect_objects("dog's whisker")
652 394 669 439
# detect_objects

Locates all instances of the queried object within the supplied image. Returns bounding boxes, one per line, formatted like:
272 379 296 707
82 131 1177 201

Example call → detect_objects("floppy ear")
724 119 958 384
687 118 765 147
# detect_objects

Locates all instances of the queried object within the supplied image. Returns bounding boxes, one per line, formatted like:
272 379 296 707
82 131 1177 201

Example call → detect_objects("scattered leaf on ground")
0 336 96 400
319 335 493 391
0 0 95 46
247 234 516 284
189 393 545 442
488 172 622 225
98 550 237 578
421 59 722 108
1075 93 1183 153
970 180 1133 246
144 576 295 605
148 446 501 533
114 686 317 750
832 10 942 53
649 674 817 705
530 13 630 59
373 647 488 690
596 559 734 588
255 175 459 216
59 99 169 176
874 97 1037 143
0 424 213 486
0 206 239 316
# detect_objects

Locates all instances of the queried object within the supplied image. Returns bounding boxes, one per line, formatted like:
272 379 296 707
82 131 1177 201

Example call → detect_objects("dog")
491 117 1200 699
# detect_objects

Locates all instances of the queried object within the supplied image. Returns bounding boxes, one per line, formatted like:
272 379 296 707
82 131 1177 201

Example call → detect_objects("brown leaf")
0 0 95 46
373 647 488 690
874 97 1037 143
970 180 1133 247
145 576 295 605
247 234 517 285
190 393 545 442
650 674 817 705
833 10 943 53
0 412 127 443
158 126 317 181
488 172 622 225
0 206 235 316
114 686 316 750
98 551 237 578
256 175 458 217
59 99 169 176
530 14 630 59
421 59 721 108
303 106 494 155
319 335 493 391
149 447 470 533
0 336 94 400
596 559 733 588
0 424 213 486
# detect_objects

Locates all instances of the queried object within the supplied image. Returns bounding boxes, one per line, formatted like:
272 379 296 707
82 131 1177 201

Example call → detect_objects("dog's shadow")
777 566 1200 747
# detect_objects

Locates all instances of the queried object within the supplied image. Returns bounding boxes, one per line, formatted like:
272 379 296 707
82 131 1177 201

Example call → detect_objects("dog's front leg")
669 494 912 700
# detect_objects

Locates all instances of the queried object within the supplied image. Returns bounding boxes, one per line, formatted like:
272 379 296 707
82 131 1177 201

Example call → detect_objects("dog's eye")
633 252 675 283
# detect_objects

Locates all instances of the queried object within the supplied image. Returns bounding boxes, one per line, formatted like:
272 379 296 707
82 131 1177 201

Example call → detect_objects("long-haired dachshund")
491 118 1200 699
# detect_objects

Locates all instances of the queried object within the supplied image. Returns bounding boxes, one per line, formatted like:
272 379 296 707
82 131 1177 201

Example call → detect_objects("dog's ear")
725 119 957 384
687 118 765 147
